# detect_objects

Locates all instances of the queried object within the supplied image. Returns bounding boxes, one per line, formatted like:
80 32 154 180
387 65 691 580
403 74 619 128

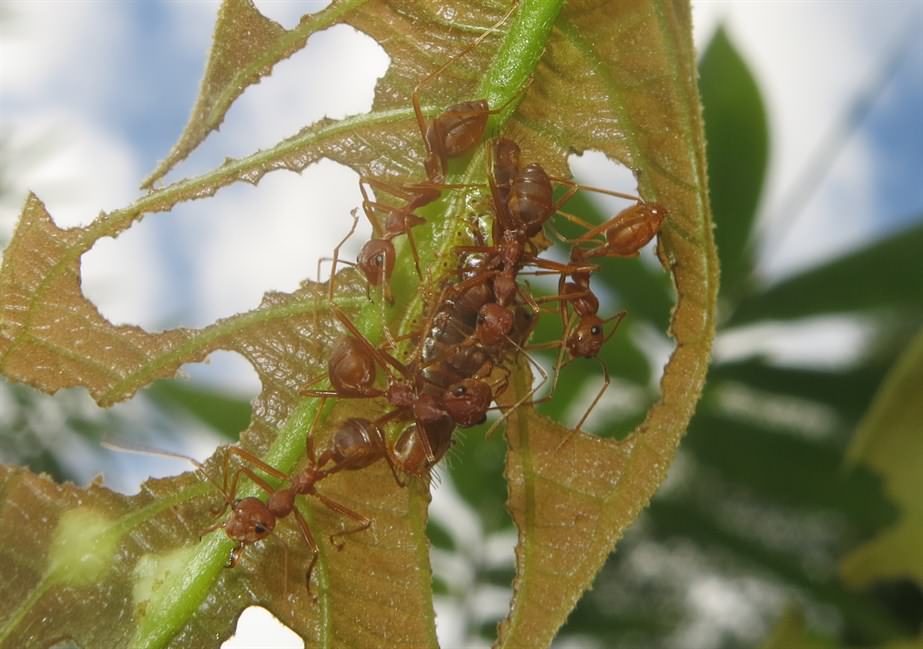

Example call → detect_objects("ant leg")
358 179 393 238
227 542 246 569
237 464 281 497
326 209 361 302
227 447 289 483
572 357 609 434
403 222 424 282
482 335 551 438
315 493 371 550
376 262 400 350
305 397 326 466
547 175 642 205
290 507 320 598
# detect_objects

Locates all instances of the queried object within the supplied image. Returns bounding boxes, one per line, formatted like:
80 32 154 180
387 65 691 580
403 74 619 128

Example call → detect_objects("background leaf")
699 26 768 303
841 325 923 589
730 220 923 325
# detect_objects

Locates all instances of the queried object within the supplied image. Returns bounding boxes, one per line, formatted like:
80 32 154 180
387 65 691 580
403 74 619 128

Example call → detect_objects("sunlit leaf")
841 325 923 589
497 0 717 641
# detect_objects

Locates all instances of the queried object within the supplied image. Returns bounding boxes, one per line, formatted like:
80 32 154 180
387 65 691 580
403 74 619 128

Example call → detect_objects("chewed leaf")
142 0 350 189
496 1 716 646
0 195 194 403
0 193 360 407
841 325 923 589
0 465 216 647
1 0 715 647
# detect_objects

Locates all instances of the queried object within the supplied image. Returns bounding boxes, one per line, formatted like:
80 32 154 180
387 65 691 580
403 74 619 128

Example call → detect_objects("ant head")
443 378 492 427
476 303 514 345
225 497 276 544
357 239 395 285
567 315 605 358
644 203 668 228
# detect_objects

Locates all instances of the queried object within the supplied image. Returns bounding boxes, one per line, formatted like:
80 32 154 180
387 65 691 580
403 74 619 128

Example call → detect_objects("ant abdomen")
603 203 667 256
508 162 555 236
327 418 386 471
328 337 378 397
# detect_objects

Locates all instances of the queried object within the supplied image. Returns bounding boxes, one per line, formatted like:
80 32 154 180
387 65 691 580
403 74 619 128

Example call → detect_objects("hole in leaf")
180 349 261 398
222 606 304 649
4 114 140 229
81 217 172 330
176 24 389 181
83 159 369 330
567 150 639 217
186 161 369 327
254 0 331 28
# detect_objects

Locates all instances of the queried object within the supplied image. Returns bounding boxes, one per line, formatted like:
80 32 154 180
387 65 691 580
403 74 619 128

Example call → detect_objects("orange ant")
531 201 667 436
340 6 522 303
101 439 367 594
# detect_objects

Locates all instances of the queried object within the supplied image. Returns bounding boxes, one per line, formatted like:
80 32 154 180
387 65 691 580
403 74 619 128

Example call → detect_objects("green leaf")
709 359 890 425
841 324 923 589
730 220 923 324
760 610 842 649
146 381 251 440
699 26 769 302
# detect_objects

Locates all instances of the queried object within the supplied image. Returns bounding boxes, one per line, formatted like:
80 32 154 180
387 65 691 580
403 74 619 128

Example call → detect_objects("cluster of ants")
111 13 666 595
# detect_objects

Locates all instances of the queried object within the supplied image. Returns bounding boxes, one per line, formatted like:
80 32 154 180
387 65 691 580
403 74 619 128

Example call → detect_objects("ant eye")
591 325 602 336
255 524 266 534
453 386 466 396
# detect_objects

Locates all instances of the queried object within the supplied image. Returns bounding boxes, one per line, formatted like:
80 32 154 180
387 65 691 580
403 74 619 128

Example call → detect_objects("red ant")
101 438 367 594
337 6 522 305
533 201 667 435
301 297 507 466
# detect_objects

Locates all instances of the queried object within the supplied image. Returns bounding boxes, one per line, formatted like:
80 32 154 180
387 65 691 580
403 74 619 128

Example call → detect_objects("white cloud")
0 2 130 115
